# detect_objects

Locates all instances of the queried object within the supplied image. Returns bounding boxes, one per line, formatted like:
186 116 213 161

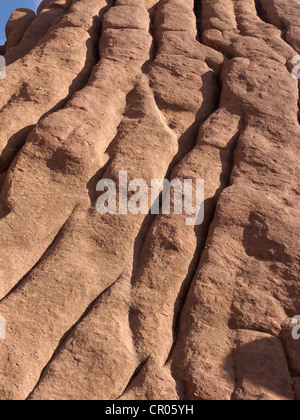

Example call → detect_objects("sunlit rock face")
0 0 299 401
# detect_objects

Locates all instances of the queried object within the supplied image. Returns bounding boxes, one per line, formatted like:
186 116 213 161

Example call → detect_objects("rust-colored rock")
5 8 36 52
0 0 299 401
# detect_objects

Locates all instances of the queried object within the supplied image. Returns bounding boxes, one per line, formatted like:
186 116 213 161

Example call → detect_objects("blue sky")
0 0 40 45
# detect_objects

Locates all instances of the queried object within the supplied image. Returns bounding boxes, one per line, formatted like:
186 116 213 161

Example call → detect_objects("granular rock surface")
0 0 299 400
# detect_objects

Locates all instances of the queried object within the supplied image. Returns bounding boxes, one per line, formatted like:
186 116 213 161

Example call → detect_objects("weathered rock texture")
0 0 299 400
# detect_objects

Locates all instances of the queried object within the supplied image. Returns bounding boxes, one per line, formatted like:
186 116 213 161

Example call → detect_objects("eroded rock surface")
0 0 299 400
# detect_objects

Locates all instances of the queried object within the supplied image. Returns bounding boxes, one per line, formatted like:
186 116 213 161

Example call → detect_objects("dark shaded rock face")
0 0 299 400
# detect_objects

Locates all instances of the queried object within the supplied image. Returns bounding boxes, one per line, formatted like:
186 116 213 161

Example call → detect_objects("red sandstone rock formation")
0 0 299 400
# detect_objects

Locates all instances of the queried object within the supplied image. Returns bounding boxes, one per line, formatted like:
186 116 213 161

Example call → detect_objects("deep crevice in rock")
194 0 202 42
